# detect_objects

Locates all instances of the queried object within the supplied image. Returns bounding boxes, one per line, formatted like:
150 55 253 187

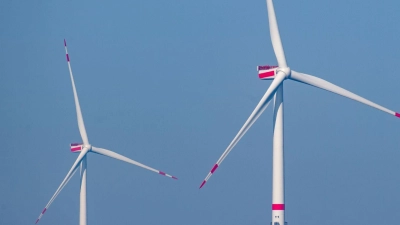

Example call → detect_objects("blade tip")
395 112 400 118
64 39 67 46
172 176 178 180
35 219 39 224
199 180 206 189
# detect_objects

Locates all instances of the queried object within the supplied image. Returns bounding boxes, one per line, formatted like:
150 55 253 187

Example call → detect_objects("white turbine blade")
35 148 89 224
64 39 89 145
199 72 286 189
290 70 400 118
267 0 287 68
91 146 178 180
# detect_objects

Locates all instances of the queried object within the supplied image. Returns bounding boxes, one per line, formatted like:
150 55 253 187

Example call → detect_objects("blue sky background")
1 1 400 225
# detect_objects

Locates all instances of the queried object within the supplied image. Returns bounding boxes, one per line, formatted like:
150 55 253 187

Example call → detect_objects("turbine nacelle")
70 143 92 153
258 65 278 80
258 65 291 80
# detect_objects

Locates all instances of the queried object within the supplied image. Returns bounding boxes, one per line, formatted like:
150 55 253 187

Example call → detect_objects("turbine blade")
267 0 287 68
91 146 177 180
290 70 400 118
64 39 89 145
199 72 286 189
35 148 89 224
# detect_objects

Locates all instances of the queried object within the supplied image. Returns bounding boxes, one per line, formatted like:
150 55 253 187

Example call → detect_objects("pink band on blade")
210 164 218 173
272 204 285 210
395 112 400 118
42 208 47 214
66 54 70 61
159 171 166 176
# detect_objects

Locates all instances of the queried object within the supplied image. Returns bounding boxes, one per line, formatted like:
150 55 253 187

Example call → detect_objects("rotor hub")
277 67 291 79
83 144 92 151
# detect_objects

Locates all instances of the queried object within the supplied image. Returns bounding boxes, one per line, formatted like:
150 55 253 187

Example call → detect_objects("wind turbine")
199 1 399 224
35 40 177 225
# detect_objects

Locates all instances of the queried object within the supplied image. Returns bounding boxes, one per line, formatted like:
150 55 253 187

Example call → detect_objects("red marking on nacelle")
70 143 83 152
258 65 278 70
272 204 285 210
70 143 82 146
71 147 82 152
259 71 275 79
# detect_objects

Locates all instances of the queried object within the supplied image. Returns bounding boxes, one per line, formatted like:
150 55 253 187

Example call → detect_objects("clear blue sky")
1 1 399 225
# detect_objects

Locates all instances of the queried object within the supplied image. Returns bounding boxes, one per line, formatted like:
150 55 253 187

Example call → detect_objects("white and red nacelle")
70 143 83 153
258 65 278 80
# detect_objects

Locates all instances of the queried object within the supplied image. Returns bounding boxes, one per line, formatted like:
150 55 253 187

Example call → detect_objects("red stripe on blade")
66 54 70 61
64 39 67 46
210 164 219 173
35 219 39 224
199 180 206 189
272 204 285 210
42 208 47 214
172 176 178 180
396 112 400 118
159 171 166 176
259 71 275 79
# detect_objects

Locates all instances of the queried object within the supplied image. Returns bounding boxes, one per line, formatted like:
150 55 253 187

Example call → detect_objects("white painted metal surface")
79 157 87 225
290 70 397 116
272 85 284 225
266 0 287 68
65 40 89 146
92 147 178 179
200 71 286 188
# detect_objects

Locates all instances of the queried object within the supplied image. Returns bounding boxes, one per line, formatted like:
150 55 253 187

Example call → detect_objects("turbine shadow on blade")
199 0 398 224
34 40 177 225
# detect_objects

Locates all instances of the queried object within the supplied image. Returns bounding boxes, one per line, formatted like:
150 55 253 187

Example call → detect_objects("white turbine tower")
35 40 177 225
199 1 399 225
